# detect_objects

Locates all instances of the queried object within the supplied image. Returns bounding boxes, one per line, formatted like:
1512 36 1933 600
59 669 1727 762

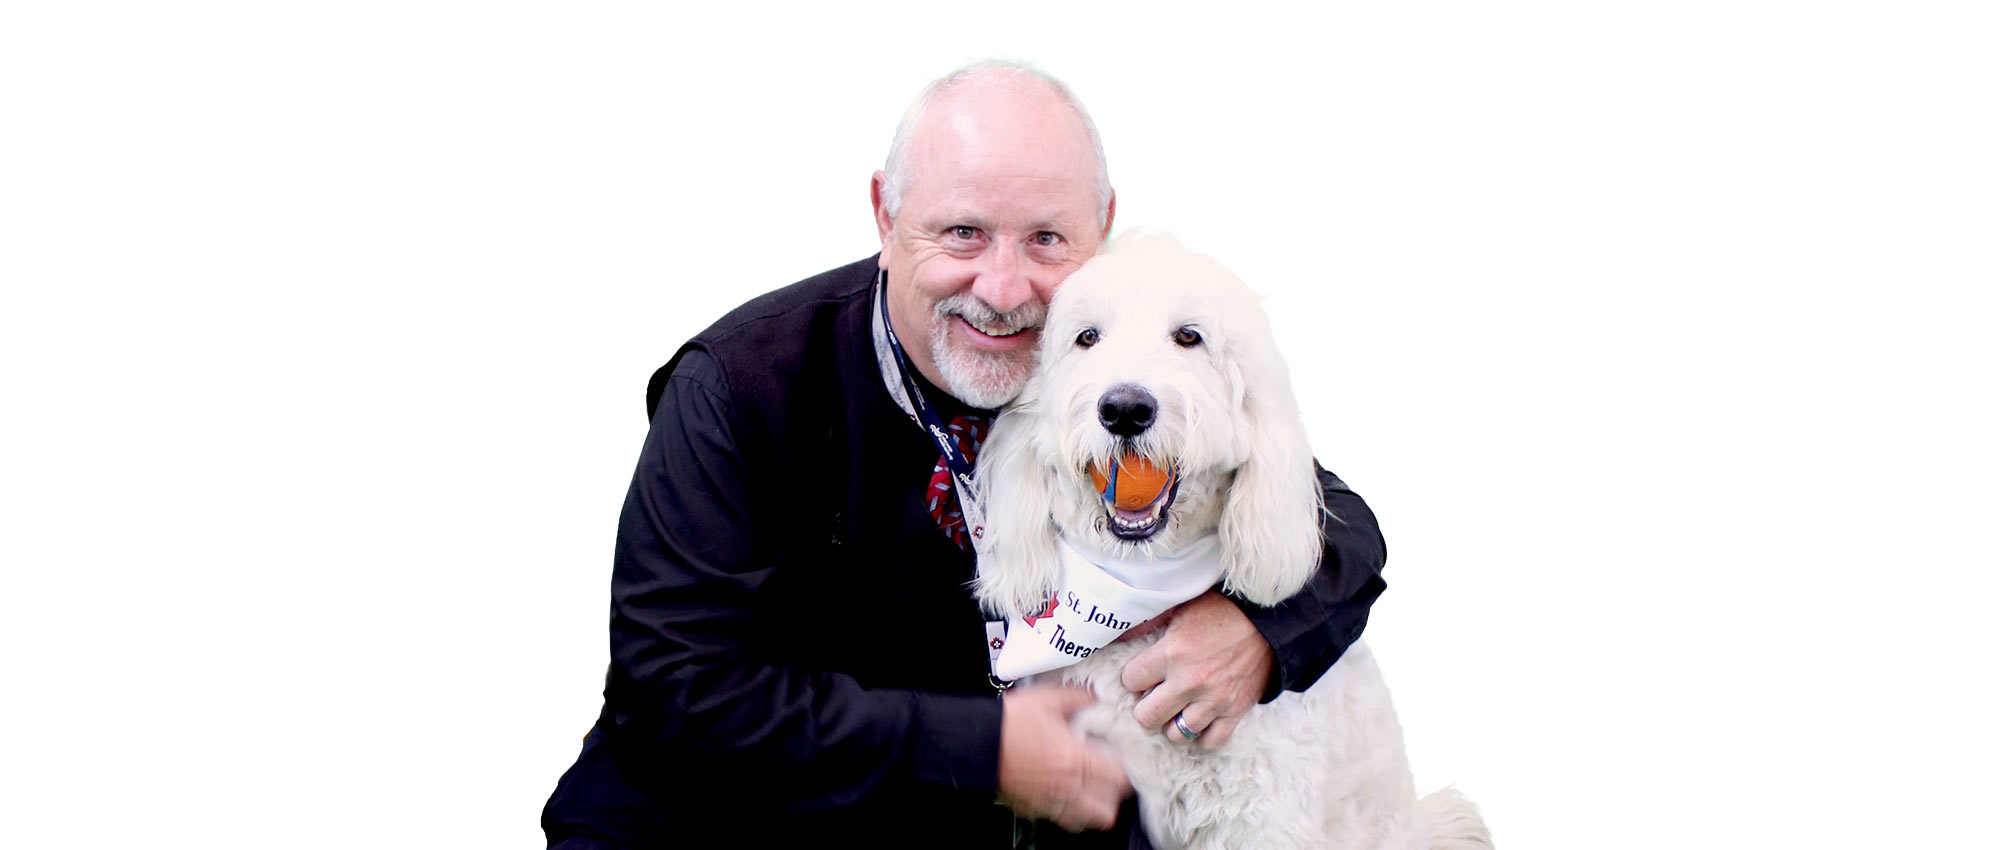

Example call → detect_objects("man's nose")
970 245 1035 313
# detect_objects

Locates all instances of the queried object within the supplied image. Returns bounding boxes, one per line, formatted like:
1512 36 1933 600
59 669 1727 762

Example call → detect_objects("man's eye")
1032 231 1061 246
1173 326 1203 347
1076 327 1100 348
950 226 979 240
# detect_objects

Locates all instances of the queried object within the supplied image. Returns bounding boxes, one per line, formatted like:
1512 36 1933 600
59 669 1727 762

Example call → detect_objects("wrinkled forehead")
903 88 1101 217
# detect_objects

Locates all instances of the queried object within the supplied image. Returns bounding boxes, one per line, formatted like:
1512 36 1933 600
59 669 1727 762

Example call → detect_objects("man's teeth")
962 317 1030 337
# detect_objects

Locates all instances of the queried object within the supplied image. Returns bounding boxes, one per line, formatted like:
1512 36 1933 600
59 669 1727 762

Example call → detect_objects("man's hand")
997 685 1131 832
1119 590 1274 750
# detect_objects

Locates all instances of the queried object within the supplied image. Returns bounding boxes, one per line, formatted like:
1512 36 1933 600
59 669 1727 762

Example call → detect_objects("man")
542 62 1386 848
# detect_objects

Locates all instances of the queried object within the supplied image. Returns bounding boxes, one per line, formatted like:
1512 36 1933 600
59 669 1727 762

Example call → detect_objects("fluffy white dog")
974 233 1490 850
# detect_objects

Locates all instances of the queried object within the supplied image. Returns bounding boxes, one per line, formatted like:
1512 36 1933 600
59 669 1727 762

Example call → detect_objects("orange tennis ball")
1089 453 1174 510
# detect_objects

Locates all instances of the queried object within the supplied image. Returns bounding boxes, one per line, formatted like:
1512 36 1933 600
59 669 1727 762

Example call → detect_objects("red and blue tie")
927 413 987 550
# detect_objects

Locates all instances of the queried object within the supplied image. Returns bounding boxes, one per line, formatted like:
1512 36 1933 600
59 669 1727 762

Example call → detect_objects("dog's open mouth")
1089 454 1180 541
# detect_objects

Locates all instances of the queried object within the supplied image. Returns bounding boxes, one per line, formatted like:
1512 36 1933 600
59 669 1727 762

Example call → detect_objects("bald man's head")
868 62 1117 408
879 62 1112 230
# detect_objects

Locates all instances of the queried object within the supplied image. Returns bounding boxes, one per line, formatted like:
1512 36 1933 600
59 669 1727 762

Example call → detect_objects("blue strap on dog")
1097 455 1181 511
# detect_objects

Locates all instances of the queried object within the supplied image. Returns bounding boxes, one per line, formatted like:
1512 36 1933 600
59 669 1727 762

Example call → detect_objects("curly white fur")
975 233 1490 849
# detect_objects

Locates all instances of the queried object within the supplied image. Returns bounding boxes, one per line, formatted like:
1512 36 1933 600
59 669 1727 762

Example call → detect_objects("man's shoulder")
647 256 879 421
697 255 879 346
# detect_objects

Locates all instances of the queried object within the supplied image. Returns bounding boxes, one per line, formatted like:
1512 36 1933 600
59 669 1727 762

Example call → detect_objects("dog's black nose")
1098 385 1157 437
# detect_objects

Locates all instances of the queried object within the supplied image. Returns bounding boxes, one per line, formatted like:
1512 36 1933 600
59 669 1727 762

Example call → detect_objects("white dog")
974 233 1490 850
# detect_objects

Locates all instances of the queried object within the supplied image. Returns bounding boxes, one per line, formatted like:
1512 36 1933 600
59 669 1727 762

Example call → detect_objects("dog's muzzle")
1097 385 1157 437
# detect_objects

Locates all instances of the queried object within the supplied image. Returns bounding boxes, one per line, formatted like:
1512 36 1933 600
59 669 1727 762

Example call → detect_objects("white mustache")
935 293 1045 337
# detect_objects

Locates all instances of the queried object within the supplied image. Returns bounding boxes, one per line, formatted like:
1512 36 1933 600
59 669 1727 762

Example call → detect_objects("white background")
4 2 1995 847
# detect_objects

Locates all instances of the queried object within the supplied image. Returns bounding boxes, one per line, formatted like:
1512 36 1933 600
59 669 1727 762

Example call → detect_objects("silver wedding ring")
1172 712 1201 741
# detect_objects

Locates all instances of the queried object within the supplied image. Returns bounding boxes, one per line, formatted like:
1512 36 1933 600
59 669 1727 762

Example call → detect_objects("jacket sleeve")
605 350 1002 807
1230 465 1389 700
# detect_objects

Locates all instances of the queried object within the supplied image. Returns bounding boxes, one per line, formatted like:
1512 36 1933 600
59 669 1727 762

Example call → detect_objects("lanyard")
870 275 988 546
869 276 1029 696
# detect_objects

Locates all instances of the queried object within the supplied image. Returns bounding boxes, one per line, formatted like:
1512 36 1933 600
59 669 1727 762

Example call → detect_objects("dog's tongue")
1090 453 1174 510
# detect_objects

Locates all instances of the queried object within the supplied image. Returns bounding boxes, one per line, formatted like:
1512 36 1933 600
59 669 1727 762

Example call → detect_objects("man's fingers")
997 685 1132 831
1119 590 1275 748
1198 713 1240 750
1086 745 1132 800
1131 680 1194 732
1120 637 1171 695
1158 702 1214 744
1055 746 1130 832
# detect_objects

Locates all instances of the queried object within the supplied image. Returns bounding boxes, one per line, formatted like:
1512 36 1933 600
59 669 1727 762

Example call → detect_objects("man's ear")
871 171 894 248
1099 190 1117 240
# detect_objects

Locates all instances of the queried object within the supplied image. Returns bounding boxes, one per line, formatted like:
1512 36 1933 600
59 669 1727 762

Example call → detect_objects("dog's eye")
1076 327 1100 348
1173 326 1203 347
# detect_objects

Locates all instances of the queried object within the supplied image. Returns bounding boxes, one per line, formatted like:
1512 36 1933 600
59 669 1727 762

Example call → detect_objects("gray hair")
880 61 1113 230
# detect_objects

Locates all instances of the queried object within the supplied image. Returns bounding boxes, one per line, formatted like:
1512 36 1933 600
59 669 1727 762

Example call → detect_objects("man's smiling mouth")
956 315 1035 339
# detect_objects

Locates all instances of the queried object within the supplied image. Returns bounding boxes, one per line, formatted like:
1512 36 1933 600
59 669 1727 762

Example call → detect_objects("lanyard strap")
871 275 987 544
870 276 1012 694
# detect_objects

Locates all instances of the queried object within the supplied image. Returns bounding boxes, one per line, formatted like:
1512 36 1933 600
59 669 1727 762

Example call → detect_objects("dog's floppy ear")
1217 305 1324 606
973 402 1064 619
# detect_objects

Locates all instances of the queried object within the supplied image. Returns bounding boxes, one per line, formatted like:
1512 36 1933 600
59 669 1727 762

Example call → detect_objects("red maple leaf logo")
1022 594 1060 627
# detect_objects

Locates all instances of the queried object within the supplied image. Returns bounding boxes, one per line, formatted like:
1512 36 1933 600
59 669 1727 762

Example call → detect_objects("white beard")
931 338 1031 409
928 293 1043 409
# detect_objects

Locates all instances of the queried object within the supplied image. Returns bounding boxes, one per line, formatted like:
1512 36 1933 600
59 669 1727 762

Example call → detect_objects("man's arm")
613 350 1128 825
606 350 1001 806
1240 466 1389 693
1120 466 1387 747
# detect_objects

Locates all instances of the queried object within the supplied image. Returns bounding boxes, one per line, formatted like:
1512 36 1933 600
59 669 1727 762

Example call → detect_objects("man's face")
873 93 1111 409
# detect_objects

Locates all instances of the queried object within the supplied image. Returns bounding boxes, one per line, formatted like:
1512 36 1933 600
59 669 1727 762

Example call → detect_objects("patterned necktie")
927 413 987 550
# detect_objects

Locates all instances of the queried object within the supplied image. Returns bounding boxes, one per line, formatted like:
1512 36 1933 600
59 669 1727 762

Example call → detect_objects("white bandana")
984 535 1224 682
